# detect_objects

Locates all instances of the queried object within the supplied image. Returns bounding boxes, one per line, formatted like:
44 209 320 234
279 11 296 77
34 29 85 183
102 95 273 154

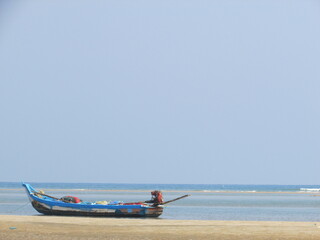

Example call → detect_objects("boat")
22 183 189 218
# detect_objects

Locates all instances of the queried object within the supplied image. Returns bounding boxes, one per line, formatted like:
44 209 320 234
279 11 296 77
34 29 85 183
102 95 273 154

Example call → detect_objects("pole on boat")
34 191 61 201
162 194 190 205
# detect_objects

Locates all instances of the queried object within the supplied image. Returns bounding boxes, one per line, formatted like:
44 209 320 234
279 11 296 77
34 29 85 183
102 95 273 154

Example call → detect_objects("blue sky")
0 0 319 184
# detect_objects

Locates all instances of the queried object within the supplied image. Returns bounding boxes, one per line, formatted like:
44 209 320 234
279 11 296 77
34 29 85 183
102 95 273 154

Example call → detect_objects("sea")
1 182 320 222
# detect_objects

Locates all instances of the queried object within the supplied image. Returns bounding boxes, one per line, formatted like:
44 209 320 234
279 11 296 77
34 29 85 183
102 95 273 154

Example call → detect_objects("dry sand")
1 215 320 240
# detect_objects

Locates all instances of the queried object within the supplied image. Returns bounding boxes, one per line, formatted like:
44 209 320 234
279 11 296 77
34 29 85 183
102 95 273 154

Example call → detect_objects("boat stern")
145 206 163 217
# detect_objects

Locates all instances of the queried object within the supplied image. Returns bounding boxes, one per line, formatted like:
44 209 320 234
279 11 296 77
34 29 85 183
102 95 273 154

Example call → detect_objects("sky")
0 0 319 185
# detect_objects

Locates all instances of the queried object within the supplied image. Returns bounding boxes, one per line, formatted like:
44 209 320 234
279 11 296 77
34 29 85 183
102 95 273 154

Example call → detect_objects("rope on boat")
6 202 31 214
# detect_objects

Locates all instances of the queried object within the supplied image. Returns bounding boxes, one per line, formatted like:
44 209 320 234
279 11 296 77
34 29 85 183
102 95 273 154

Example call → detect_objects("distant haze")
0 0 319 184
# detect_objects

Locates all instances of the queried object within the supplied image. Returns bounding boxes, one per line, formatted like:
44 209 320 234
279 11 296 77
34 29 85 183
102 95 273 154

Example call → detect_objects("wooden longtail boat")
23 183 189 218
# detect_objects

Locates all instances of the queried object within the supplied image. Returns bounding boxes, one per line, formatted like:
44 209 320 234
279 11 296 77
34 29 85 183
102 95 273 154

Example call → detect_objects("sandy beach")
1 215 320 240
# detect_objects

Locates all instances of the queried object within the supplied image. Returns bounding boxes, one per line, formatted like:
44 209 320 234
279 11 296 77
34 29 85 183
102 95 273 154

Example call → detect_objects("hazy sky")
0 0 319 184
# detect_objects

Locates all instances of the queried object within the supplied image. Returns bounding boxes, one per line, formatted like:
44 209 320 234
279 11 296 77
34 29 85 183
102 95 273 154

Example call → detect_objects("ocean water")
1 182 320 222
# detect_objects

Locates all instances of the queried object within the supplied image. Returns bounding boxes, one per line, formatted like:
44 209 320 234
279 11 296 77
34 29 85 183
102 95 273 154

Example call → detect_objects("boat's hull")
31 200 163 218
22 183 163 218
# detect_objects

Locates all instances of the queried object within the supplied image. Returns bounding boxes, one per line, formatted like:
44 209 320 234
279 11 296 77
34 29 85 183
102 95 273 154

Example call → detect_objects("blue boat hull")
23 183 163 218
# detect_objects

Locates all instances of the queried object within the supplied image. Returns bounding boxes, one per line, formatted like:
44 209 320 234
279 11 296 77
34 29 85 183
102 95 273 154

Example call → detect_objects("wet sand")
1 215 320 240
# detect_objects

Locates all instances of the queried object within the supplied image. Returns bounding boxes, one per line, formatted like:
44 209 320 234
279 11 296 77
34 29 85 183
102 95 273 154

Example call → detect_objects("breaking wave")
300 188 320 192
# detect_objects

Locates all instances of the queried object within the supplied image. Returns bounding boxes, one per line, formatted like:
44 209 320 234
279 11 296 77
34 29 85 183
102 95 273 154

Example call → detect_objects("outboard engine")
145 190 163 206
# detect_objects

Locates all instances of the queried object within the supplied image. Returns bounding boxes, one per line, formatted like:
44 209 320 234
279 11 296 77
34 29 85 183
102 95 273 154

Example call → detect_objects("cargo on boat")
22 183 190 218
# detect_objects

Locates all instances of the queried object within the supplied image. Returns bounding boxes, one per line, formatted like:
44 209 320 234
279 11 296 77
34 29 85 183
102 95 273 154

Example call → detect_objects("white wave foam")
300 188 320 192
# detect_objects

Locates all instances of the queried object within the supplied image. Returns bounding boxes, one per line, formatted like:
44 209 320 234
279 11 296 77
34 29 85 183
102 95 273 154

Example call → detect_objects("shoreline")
1 188 320 194
1 215 320 239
